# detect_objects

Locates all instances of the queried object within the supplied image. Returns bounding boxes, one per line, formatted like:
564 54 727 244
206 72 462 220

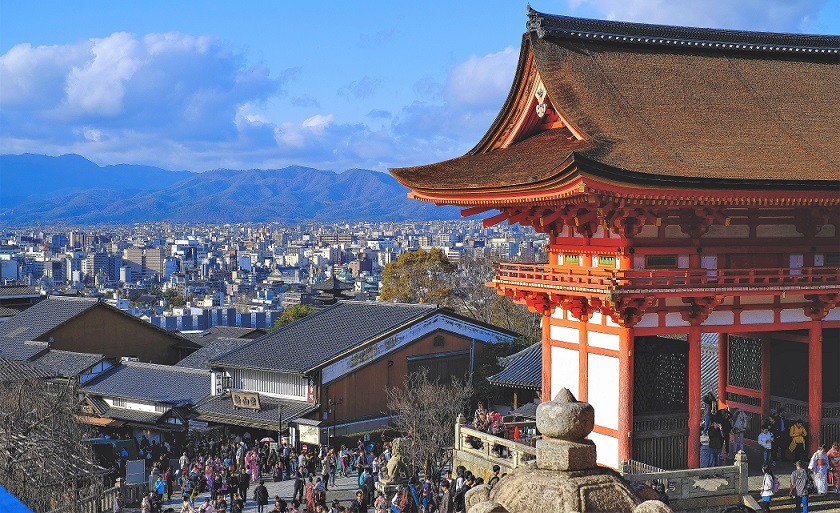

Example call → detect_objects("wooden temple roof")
390 9 840 203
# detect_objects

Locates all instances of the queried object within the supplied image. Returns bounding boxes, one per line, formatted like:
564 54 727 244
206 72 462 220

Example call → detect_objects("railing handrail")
494 262 840 292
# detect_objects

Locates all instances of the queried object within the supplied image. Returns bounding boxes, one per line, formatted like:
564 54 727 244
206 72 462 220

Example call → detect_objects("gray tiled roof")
195 393 318 430
0 296 98 347
0 356 57 382
175 337 251 370
0 285 40 298
213 301 437 373
31 349 104 377
488 343 542 390
0 340 49 360
0 306 21 318
184 326 265 347
83 361 210 406
103 407 164 425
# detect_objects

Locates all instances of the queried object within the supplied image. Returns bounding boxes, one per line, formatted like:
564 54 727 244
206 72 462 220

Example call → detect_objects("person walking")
789 420 808 463
254 480 269 513
759 465 776 512
789 460 810 513
809 445 830 495
731 408 747 457
438 480 453 513
828 442 840 495
707 422 724 467
292 468 305 503
758 426 774 466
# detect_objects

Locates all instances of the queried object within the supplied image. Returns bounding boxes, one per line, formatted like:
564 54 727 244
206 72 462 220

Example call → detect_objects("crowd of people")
123 431 493 513
698 393 840 511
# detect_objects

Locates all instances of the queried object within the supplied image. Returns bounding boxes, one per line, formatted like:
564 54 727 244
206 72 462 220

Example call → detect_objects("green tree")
380 248 457 304
268 304 317 332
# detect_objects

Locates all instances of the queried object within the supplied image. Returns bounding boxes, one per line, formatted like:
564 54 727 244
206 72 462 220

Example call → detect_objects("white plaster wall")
551 346 579 399
634 313 658 328
588 354 619 430
588 331 620 351
665 312 690 327
826 308 840 321
741 310 774 324
704 311 735 326
550 325 580 344
780 309 810 323
605 315 620 328
589 431 619 469
589 311 603 325
551 307 565 320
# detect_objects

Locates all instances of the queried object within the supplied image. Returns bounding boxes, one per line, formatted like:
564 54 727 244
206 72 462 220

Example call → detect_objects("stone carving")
380 437 410 485
467 388 673 513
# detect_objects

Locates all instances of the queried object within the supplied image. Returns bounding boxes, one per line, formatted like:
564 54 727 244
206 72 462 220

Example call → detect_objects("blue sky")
2 1 838 173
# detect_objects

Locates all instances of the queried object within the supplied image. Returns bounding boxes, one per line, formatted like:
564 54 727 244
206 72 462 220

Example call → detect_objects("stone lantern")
465 388 672 513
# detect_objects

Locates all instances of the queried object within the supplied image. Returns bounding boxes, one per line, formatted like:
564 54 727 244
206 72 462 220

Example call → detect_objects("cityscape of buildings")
0 220 547 329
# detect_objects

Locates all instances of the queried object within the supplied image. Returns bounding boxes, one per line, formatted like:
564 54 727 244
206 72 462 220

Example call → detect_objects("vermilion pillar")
688 328 702 468
808 323 822 453
618 328 634 462
761 339 771 418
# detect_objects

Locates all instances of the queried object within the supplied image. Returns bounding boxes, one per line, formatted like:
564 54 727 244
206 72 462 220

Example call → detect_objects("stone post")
455 413 466 451
734 450 748 496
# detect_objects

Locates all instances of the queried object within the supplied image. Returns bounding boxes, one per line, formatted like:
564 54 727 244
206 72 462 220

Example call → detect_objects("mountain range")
0 154 461 224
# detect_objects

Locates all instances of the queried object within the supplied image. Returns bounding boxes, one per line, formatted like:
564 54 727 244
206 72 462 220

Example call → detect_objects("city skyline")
2 1 839 174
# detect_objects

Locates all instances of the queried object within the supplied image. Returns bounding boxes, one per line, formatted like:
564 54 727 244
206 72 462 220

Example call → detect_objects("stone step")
750 492 840 512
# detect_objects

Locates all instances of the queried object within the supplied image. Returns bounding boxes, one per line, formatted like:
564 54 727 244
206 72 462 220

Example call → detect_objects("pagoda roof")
312 275 354 292
391 9 840 204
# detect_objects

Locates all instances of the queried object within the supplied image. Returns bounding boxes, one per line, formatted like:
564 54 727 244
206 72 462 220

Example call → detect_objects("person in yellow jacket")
789 420 807 463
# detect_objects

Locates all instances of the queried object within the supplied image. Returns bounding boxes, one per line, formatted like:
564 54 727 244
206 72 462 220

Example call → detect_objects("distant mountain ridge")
0 154 460 223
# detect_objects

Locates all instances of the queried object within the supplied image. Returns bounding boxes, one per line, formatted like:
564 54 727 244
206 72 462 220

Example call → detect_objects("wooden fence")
47 479 147 513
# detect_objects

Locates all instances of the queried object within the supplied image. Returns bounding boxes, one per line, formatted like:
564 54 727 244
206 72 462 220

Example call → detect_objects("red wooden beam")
482 211 511 228
460 206 493 218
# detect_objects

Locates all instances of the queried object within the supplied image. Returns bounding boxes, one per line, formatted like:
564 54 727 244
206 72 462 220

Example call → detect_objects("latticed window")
563 254 580 265
646 255 677 268
634 336 688 415
598 255 615 267
728 336 762 390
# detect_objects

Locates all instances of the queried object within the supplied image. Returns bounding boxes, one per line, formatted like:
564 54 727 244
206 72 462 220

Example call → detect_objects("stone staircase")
750 493 840 512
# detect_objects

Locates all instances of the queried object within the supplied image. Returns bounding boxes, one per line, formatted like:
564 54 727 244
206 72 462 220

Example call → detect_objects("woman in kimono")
828 442 840 494
809 444 830 494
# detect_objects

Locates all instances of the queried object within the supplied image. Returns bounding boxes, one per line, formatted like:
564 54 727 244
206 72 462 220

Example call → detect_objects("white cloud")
65 33 140 117
446 47 517 107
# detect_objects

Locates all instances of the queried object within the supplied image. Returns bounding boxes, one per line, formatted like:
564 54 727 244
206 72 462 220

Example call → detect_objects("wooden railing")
494 262 840 293
632 414 689 470
454 416 536 472
621 451 757 510
47 480 147 513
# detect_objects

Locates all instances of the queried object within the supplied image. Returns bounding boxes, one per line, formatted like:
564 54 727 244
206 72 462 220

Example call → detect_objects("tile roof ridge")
527 7 840 53
40 348 104 358
341 300 438 309
45 295 99 301
122 361 209 375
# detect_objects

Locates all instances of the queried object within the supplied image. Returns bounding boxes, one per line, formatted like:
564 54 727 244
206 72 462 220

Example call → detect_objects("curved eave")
470 34 536 154
408 158 840 207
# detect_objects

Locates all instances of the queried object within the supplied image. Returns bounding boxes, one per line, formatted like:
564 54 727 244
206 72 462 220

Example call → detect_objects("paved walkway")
136 473 368 512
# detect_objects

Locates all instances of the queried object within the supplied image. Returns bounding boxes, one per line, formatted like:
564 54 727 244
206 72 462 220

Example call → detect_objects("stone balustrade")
453 414 537 481
620 451 760 512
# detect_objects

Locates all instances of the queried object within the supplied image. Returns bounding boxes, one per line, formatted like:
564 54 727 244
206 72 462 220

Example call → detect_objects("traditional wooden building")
197 301 516 447
0 296 199 364
391 9 840 469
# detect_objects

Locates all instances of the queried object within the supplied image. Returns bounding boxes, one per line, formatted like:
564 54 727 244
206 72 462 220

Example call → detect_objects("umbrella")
260 437 275 443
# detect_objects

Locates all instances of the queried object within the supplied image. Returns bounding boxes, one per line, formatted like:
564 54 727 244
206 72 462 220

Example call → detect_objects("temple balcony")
493 262 840 297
